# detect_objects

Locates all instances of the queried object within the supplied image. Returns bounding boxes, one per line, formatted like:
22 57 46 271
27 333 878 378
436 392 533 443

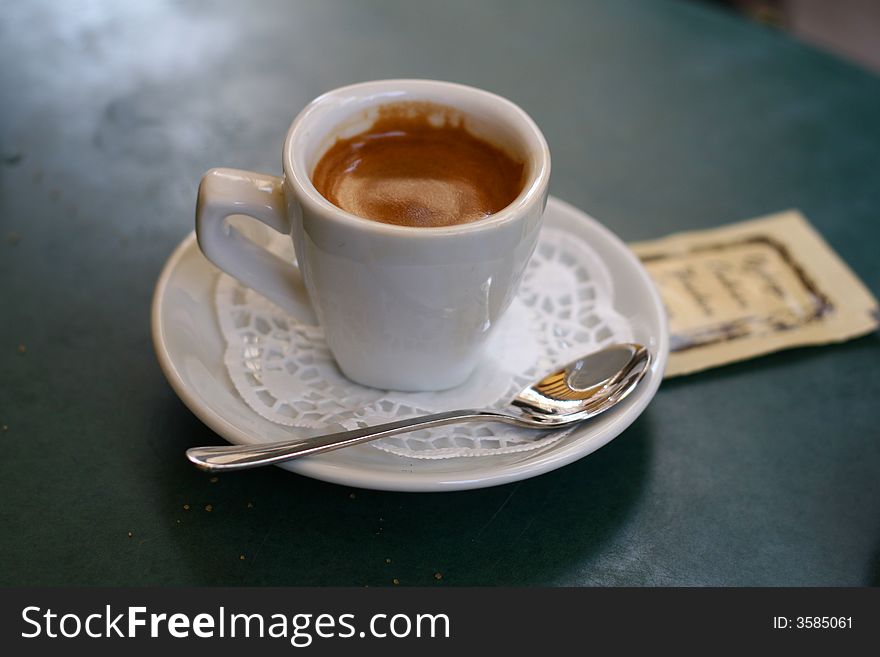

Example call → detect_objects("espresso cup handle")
196 167 317 325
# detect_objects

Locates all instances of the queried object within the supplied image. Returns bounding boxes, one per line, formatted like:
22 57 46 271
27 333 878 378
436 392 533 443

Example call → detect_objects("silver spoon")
186 342 651 472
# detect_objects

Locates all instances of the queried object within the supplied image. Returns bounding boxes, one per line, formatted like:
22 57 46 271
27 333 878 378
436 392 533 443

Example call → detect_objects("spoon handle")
186 409 526 472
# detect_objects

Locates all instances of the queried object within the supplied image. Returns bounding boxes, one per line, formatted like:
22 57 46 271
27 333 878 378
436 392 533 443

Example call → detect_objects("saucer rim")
151 196 669 492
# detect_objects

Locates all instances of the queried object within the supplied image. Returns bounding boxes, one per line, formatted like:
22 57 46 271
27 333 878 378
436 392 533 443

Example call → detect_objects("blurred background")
703 0 880 72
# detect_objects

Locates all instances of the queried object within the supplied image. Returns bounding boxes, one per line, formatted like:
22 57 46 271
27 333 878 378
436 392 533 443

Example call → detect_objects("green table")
2 0 878 586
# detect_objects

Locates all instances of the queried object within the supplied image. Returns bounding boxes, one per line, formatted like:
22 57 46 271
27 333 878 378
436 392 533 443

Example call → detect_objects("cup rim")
283 79 550 237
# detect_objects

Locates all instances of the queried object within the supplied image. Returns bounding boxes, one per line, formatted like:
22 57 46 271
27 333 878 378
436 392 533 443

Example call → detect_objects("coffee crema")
311 102 525 228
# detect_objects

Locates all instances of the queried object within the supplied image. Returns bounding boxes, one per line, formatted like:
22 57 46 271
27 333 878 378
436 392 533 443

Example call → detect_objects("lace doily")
214 224 633 459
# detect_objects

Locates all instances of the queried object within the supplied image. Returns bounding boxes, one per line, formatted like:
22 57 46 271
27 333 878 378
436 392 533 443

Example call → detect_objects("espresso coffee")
311 102 524 227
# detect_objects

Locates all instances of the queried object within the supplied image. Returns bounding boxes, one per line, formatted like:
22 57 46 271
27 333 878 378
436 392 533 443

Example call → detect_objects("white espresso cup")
196 79 550 391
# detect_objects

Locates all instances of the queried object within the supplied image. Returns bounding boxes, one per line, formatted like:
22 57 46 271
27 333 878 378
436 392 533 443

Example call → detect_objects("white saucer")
151 197 668 492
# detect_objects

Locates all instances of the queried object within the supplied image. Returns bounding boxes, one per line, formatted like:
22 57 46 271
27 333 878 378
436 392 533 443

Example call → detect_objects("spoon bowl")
512 343 650 424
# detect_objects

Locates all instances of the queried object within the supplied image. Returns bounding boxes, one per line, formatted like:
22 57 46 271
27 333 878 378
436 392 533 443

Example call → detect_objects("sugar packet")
629 210 879 377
